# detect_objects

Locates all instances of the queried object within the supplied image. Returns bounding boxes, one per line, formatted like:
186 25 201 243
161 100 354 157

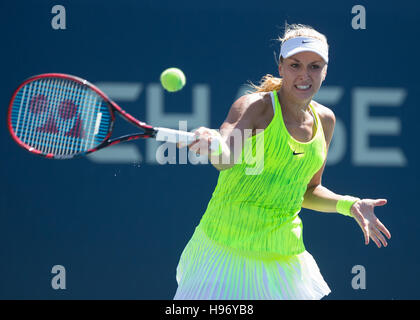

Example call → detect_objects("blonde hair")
249 23 329 93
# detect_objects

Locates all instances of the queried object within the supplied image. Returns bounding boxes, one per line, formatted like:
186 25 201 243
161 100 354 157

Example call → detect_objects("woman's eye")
311 65 320 69
291 64 299 68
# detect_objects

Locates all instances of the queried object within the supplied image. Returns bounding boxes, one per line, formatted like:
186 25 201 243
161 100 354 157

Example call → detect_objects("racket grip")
154 127 220 151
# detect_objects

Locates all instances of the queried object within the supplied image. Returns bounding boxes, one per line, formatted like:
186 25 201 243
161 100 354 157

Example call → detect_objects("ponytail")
249 74 282 93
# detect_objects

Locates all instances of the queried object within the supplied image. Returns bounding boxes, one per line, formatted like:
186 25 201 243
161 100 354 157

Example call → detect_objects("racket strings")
12 79 81 154
10 78 112 155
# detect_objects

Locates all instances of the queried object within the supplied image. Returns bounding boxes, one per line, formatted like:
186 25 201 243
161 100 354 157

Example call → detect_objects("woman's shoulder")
311 101 335 125
311 100 336 143
233 91 272 117
223 91 273 133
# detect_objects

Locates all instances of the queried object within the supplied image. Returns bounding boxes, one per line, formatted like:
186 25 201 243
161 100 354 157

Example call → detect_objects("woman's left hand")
350 199 391 248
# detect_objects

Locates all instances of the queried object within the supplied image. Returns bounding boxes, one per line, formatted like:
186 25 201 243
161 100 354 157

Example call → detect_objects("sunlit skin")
183 48 391 249
280 52 391 248
277 51 327 123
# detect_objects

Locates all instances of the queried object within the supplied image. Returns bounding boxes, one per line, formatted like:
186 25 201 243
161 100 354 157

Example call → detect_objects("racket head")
8 73 115 159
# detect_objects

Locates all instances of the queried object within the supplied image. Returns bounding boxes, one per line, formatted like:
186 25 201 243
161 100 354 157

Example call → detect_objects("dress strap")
269 91 275 115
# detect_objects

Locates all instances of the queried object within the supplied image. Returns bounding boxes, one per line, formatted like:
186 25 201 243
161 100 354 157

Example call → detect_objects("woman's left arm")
302 103 391 248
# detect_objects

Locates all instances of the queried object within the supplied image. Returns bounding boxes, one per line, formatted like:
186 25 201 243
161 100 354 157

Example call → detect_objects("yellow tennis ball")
160 68 186 92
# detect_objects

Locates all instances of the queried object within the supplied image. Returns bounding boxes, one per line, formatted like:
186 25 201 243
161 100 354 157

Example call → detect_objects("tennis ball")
160 68 186 92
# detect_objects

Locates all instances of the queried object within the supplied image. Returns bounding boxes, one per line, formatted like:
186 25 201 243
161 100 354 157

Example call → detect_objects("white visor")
280 36 328 63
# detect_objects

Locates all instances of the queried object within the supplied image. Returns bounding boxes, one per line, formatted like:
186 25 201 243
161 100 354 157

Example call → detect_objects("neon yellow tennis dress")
174 90 331 300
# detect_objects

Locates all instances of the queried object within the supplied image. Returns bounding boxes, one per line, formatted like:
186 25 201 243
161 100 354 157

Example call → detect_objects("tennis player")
174 23 391 300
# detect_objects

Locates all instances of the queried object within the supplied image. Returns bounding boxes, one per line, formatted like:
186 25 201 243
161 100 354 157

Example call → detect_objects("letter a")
51 5 66 30
351 265 366 290
51 265 66 290
351 5 366 30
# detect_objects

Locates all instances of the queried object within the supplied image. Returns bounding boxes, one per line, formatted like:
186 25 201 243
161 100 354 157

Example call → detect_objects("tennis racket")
8 73 218 159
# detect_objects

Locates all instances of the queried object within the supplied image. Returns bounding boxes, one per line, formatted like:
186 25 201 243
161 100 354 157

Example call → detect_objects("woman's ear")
278 62 284 77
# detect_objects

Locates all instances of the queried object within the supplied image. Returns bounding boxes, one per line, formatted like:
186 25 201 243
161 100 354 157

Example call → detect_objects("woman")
174 23 391 300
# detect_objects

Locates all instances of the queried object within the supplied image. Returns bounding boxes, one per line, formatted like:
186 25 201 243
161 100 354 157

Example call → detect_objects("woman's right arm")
187 93 265 171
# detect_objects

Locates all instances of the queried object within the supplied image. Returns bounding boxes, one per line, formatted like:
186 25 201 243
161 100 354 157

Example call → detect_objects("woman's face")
278 51 327 102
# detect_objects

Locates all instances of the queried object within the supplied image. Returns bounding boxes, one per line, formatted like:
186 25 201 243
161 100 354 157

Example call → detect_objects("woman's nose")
297 67 311 80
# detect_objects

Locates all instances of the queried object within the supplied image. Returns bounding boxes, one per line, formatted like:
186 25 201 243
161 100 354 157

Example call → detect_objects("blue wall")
0 0 418 299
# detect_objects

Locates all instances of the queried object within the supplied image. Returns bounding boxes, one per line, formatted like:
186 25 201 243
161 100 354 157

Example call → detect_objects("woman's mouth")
294 84 312 91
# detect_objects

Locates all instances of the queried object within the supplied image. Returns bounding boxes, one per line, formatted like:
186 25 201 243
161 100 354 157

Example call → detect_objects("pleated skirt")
174 226 331 300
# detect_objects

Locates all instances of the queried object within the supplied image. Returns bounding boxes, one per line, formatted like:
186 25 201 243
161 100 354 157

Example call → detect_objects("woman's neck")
277 87 312 124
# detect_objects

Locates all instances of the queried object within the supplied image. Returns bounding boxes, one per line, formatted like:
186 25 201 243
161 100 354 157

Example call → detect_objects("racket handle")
154 127 220 152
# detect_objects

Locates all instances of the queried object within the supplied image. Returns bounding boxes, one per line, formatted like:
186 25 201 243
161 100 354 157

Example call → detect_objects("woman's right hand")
177 127 221 156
